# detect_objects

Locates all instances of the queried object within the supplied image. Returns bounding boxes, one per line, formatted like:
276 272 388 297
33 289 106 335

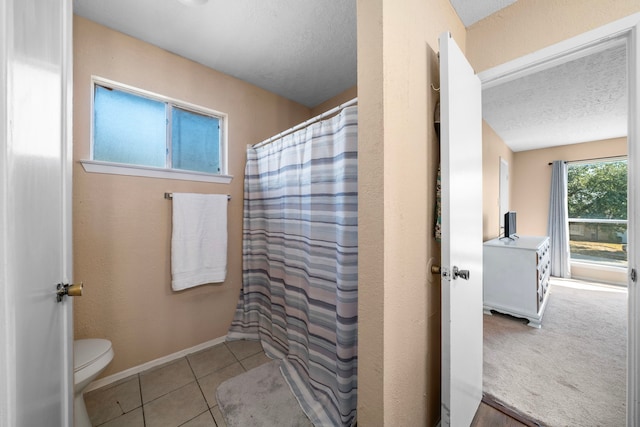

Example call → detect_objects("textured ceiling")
73 0 624 151
483 41 628 152
449 0 518 27
73 0 357 108
71 0 515 108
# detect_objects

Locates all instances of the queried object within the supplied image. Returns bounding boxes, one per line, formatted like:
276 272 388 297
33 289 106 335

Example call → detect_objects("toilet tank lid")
74 339 113 372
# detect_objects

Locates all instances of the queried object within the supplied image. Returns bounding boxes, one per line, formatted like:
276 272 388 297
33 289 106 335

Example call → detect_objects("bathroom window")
83 78 230 183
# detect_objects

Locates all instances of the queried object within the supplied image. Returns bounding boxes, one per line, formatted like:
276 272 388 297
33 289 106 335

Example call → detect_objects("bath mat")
216 360 314 427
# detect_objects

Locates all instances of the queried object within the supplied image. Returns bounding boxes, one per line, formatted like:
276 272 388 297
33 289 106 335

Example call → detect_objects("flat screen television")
504 211 517 238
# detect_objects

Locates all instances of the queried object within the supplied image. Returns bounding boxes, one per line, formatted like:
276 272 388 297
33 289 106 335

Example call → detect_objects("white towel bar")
164 192 231 201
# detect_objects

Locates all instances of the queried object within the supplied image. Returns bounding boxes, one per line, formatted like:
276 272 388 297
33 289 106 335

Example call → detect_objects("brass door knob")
56 282 83 302
67 283 83 297
431 265 441 274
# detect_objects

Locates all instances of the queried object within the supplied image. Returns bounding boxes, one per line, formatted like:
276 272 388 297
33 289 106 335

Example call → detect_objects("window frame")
81 76 232 184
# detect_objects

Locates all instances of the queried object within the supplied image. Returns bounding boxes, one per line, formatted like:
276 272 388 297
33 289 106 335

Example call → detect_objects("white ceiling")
449 0 518 27
73 0 357 108
72 0 510 108
73 0 627 151
483 41 628 152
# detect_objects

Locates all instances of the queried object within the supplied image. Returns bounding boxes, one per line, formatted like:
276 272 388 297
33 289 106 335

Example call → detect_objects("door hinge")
631 268 637 283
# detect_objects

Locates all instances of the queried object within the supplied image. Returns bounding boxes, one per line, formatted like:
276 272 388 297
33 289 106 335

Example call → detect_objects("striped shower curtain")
228 106 358 427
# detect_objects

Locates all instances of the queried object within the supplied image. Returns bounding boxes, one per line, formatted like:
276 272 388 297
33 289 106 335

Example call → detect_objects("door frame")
0 0 11 423
478 13 640 425
62 0 75 422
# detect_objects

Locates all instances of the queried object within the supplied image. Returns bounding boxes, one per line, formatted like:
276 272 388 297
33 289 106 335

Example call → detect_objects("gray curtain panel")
548 160 571 278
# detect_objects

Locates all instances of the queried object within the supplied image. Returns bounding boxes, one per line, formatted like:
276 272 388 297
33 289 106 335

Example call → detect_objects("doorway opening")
478 16 638 426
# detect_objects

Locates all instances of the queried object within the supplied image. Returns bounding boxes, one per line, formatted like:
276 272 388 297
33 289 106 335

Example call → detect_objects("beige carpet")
216 360 313 427
483 278 627 426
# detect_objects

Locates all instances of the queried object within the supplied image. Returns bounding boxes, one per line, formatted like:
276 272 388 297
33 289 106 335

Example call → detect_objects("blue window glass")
171 107 220 174
93 85 166 167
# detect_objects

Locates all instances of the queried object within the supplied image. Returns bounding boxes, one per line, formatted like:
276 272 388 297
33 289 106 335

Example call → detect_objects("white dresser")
483 236 551 328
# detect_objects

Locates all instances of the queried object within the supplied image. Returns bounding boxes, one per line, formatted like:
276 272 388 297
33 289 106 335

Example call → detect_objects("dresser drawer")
536 238 550 266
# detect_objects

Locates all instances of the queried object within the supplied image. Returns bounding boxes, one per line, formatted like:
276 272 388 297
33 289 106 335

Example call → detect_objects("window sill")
570 260 628 286
80 160 233 184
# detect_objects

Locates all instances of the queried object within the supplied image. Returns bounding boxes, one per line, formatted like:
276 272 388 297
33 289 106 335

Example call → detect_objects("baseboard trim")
85 335 227 393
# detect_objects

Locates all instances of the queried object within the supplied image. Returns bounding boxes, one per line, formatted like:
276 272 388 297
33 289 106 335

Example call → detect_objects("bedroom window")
82 78 230 183
567 158 627 267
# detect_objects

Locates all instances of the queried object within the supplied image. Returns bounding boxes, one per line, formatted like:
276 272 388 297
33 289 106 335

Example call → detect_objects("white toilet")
74 339 114 427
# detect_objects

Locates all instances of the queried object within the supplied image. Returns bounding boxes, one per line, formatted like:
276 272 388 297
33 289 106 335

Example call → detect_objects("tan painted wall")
357 0 385 422
511 138 627 236
483 121 514 241
572 262 627 286
310 85 357 117
357 0 465 424
73 16 311 377
467 0 640 73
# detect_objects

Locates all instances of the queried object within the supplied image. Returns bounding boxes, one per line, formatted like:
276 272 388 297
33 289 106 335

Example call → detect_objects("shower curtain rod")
252 97 358 149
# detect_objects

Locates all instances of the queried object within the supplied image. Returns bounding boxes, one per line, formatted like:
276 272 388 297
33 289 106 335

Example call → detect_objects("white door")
439 32 484 426
0 0 74 425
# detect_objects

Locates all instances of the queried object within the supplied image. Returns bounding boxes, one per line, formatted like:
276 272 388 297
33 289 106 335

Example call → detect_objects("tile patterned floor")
84 340 271 427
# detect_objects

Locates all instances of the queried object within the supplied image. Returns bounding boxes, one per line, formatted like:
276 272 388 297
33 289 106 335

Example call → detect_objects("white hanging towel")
171 193 228 291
